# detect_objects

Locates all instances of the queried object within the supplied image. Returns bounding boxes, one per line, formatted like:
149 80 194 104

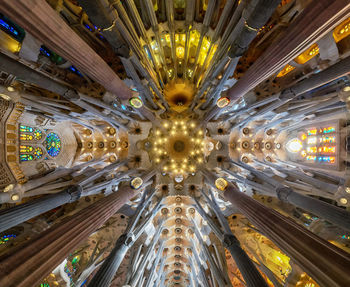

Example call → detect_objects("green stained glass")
20 154 34 161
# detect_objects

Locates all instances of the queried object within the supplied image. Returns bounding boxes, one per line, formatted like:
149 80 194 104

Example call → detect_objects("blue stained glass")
69 65 82 77
0 18 18 35
45 133 61 157
40 47 51 57
84 24 93 32
0 14 25 42
0 234 16 245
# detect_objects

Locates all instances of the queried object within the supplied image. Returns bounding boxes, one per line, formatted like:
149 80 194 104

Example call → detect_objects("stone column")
144 241 165 287
0 0 131 100
226 0 350 102
223 183 350 287
197 186 268 287
87 234 130 287
0 185 82 233
276 187 350 232
223 234 268 287
87 189 156 286
128 226 163 286
0 186 137 287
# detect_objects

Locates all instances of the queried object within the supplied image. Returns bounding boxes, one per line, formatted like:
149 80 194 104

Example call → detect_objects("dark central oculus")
173 140 185 152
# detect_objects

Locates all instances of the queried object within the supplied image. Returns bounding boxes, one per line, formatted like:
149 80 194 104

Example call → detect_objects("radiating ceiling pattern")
0 0 349 287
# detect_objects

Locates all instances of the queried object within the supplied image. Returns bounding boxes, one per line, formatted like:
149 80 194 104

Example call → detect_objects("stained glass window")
20 125 33 133
288 123 338 166
33 129 42 140
19 154 34 162
20 134 33 141
45 133 61 157
0 234 16 245
34 147 43 159
20 145 33 153
19 125 42 141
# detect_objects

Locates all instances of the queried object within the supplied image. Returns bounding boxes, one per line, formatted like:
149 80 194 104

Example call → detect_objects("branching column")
223 184 350 287
87 234 129 287
226 0 350 102
0 185 81 233
0 0 132 100
0 187 137 287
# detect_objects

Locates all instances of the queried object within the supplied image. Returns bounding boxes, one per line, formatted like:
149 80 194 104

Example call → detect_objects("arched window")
19 154 34 161
45 132 61 157
19 125 45 162
19 125 42 141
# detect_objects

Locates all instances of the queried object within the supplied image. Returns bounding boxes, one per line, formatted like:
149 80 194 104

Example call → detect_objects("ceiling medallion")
148 120 204 176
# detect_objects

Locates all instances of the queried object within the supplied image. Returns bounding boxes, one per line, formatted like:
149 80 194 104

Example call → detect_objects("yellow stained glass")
277 64 295 77
294 43 319 64
333 17 350 43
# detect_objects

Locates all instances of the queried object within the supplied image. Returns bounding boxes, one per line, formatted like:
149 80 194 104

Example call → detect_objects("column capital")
276 186 293 202
66 185 82 202
223 233 240 248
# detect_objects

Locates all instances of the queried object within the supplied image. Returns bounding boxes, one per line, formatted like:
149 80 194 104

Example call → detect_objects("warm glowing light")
306 137 317 144
333 17 350 42
216 97 230 108
11 194 19 201
176 46 185 59
130 177 143 189
215 178 228 191
294 43 319 64
277 64 295 77
286 138 303 153
307 129 317 135
306 146 317 153
129 97 143 108
340 198 348 205
0 92 11 101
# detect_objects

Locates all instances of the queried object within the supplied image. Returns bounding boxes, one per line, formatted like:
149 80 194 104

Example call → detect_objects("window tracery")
45 132 61 157
18 125 61 162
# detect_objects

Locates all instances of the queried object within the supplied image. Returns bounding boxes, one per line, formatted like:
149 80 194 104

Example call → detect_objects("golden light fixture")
130 177 143 189
129 97 143 109
149 120 204 176
216 97 230 108
277 64 295 77
215 177 228 191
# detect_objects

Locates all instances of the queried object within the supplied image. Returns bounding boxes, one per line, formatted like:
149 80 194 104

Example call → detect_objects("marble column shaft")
87 189 155 286
198 189 268 287
226 0 350 102
277 187 350 232
0 187 136 287
223 184 350 287
0 185 81 233
0 0 131 100
223 234 268 287
87 234 129 287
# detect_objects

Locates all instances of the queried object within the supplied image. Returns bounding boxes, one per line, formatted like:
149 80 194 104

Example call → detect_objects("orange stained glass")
333 17 350 43
276 64 295 77
294 43 319 64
